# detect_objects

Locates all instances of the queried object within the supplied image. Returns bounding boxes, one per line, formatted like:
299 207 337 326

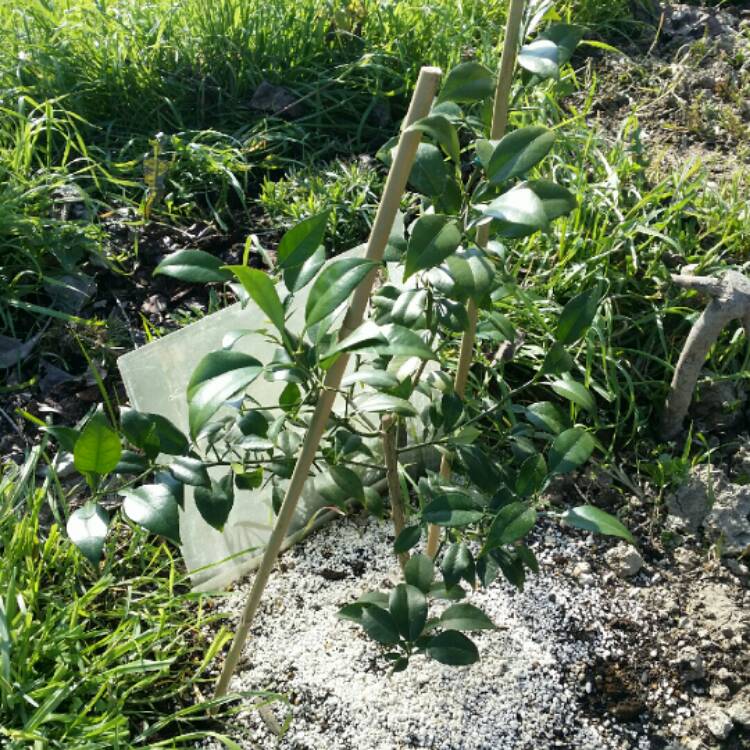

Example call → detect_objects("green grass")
0 447 279 749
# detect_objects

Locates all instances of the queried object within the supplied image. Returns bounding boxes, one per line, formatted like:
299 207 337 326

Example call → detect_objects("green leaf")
438 61 494 103
405 214 461 278
73 415 122 476
429 582 467 600
525 179 577 220
422 492 484 527
556 285 602 345
330 465 365 502
390 289 429 327
194 474 234 531
479 187 549 238
305 258 377 327
541 341 574 375
389 583 427 641
516 453 547 497
227 266 286 335
113 450 149 475
187 351 263 437
120 408 188 458
360 605 401 645
427 246 494 302
485 127 555 184
341 370 400 390
518 39 560 79
120 484 180 544
356 393 416 417
332 321 436 361
284 244 326 293
541 23 584 67
548 428 595 475
561 505 635 544
394 524 422 554
426 630 479 666
439 603 495 632
441 542 475 588
169 456 211 487
487 502 537 547
42 425 79 453
276 210 330 272
404 554 435 594
67 503 109 563
525 401 568 435
235 467 263 490
154 249 231 283
408 114 460 163
456 444 501 493
550 375 597 414
408 143 449 198
237 411 269 437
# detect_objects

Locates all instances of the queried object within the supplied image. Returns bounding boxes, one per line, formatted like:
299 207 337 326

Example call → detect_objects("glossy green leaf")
438 61 494 103
73 415 122 476
67 503 109 563
113 450 149 475
235 467 263 490
479 187 549 238
408 143 449 197
426 630 479 665
519 38 560 78
360 605 401 645
169 456 211 487
561 505 635 544
423 492 484 527
550 375 597 414
487 502 537 547
548 428 595 475
332 321 436 361
227 266 286 335
390 288 429 327
186 351 263 437
556 285 602 345
485 127 555 184
541 341 574 375
455 444 502 493
441 542 475 588
285 244 326 293
305 258 377 327
525 179 577 220
389 583 427 641
356 393 417 416
341 370 400 390
194 474 234 531
405 214 461 278
405 554 435 594
439 603 495 632
427 246 494 302
408 114 460 163
542 24 584 66
515 453 547 497
525 401 568 434
42 425 79 453
120 408 188 458
330 465 364 502
120 484 180 544
154 249 231 283
394 524 422 554
276 210 330 271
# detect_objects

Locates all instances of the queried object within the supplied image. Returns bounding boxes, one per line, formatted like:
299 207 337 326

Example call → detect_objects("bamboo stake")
426 0 526 558
213 66 442 699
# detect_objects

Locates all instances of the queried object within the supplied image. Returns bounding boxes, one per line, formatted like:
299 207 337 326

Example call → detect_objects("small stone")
703 706 733 740
728 685 750 727
674 646 705 682
709 682 730 700
571 561 591 578
605 543 643 578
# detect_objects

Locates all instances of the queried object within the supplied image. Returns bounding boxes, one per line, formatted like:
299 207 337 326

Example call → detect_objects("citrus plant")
57 18 634 673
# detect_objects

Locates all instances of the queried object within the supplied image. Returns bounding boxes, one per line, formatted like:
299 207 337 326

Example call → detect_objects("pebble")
728 685 750 727
673 647 705 682
604 543 644 578
702 705 734 740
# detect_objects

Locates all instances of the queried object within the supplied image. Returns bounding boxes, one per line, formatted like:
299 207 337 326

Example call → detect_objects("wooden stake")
382 414 408 570
213 66 442 699
426 0 526 558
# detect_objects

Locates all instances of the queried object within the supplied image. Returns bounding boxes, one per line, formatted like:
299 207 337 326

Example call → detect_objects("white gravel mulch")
203 515 666 750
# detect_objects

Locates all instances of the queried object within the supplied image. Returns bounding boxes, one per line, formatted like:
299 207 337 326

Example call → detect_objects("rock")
673 646 705 682
728 685 750 727
571 561 591 578
604 543 643 578
668 465 750 555
703 705 734 740
709 682 730 700
250 81 305 119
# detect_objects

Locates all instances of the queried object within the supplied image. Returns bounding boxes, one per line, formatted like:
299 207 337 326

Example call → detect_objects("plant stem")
382 414 408 570
426 0 526 558
212 66 442 700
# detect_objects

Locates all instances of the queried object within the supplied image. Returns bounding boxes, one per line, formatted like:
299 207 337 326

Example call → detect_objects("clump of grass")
259 157 384 252
0 448 278 749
